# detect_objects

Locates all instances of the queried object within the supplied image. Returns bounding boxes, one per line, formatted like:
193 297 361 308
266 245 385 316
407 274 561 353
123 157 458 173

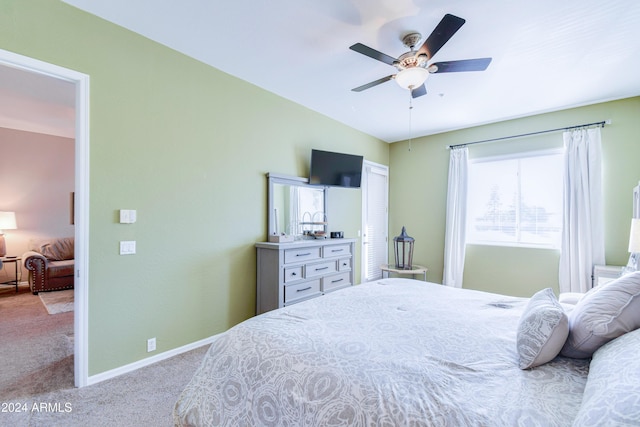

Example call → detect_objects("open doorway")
0 49 89 387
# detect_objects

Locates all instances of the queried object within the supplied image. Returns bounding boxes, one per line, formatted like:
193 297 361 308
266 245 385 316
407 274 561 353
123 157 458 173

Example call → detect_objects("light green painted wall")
390 97 640 297
1 0 388 375
5 0 639 376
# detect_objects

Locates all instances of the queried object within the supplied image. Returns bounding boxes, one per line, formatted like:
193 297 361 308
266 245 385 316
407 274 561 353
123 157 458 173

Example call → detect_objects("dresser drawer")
283 266 303 283
284 247 321 264
338 258 352 271
285 280 321 304
256 239 356 314
323 244 351 258
305 260 337 278
322 272 351 292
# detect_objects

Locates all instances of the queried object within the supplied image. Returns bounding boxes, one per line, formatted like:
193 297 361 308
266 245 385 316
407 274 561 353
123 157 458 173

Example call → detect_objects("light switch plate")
120 241 136 255
119 209 137 224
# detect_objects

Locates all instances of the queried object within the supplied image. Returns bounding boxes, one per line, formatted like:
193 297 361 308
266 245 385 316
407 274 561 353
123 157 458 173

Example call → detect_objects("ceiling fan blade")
411 84 427 98
417 14 466 59
351 75 395 92
431 58 492 73
349 43 397 66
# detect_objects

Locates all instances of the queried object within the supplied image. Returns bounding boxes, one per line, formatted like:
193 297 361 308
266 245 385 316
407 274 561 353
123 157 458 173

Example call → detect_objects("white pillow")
572 328 640 426
516 288 569 369
561 271 640 359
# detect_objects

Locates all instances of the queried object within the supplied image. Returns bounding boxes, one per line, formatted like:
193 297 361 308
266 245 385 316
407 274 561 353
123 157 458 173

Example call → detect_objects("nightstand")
380 264 428 281
592 264 624 287
0 256 21 292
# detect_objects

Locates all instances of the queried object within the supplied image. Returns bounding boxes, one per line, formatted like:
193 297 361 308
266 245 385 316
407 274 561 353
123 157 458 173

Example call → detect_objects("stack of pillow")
516 271 640 369
515 271 640 425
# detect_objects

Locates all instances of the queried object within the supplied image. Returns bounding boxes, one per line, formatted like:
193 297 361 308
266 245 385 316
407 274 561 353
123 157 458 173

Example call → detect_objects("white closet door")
361 161 389 282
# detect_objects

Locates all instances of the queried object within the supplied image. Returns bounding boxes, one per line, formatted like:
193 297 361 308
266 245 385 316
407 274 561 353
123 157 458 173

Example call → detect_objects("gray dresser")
256 238 356 314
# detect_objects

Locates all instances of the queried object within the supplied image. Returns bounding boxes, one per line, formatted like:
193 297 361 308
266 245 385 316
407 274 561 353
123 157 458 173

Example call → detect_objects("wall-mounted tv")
309 149 364 188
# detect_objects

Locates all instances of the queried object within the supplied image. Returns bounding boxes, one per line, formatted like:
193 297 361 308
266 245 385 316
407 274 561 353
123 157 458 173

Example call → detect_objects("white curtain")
443 146 468 288
559 128 605 294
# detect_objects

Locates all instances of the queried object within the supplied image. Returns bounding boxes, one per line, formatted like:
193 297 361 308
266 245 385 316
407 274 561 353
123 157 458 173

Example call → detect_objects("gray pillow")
561 271 640 359
572 327 640 426
516 288 569 369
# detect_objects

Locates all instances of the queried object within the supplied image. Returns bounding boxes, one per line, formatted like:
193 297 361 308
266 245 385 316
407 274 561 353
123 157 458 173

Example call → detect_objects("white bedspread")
174 279 589 426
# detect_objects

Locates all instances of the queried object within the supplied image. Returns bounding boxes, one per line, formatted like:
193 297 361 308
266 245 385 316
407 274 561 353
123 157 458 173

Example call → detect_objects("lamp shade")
0 211 16 231
629 218 640 253
395 67 429 90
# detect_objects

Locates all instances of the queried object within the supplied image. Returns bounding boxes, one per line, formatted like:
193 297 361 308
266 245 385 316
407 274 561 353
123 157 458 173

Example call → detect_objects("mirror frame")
267 173 328 238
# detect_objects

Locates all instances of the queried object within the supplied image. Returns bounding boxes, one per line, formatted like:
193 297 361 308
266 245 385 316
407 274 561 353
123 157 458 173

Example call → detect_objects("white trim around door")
0 49 90 387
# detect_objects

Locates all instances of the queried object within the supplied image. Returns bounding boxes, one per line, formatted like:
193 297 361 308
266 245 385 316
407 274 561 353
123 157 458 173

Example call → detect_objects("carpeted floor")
0 283 209 426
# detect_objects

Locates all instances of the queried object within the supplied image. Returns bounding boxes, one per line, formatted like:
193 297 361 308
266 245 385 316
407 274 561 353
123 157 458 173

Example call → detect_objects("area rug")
39 290 74 314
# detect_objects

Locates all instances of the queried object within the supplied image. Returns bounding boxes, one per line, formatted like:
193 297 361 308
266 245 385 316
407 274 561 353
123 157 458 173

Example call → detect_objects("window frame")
466 148 564 250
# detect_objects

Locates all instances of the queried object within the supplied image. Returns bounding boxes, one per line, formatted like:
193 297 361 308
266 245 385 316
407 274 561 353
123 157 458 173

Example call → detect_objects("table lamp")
626 218 640 273
0 211 17 257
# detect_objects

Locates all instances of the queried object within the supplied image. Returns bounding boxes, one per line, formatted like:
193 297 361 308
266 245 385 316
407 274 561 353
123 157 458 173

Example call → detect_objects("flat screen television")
309 149 363 188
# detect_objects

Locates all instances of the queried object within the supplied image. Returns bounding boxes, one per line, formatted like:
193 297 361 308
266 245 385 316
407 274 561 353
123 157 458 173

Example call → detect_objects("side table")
380 264 428 281
1 256 21 292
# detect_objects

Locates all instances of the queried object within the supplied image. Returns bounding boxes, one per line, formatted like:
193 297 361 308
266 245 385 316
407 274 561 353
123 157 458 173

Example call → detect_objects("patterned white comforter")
174 279 589 426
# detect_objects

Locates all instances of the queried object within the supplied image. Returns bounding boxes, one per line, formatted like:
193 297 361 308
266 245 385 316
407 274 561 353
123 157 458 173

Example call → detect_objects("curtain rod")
447 119 611 149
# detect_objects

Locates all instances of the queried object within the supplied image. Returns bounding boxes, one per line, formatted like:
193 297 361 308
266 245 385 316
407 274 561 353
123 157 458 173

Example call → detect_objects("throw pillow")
516 288 569 369
561 271 640 359
40 237 74 261
572 327 640 426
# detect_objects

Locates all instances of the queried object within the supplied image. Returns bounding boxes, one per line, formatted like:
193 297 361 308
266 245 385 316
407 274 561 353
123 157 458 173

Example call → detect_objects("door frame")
0 49 90 387
360 160 389 282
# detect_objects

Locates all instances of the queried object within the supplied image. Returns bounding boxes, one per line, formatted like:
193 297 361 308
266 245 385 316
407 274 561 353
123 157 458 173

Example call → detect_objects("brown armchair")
22 237 74 294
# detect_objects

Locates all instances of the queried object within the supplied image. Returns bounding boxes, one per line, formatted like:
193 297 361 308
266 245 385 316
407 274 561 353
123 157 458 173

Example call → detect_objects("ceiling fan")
349 14 492 98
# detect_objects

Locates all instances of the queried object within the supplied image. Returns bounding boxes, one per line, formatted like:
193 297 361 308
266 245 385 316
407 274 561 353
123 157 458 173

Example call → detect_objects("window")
467 149 563 248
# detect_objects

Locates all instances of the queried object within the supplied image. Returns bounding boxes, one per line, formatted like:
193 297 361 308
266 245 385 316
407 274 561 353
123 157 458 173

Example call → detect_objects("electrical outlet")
147 337 156 352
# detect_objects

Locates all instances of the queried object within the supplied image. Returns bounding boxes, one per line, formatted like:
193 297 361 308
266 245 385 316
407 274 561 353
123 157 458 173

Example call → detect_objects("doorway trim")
360 160 389 282
0 49 90 387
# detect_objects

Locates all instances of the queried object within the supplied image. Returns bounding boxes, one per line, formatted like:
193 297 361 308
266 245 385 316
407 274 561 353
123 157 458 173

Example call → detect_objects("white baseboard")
86 335 218 386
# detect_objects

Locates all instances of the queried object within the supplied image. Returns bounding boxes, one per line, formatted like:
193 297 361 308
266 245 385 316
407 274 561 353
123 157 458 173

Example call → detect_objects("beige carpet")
39 289 74 314
0 289 210 426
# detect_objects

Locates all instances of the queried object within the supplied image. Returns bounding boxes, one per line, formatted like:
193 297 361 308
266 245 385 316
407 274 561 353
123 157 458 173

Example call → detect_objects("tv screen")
309 149 363 188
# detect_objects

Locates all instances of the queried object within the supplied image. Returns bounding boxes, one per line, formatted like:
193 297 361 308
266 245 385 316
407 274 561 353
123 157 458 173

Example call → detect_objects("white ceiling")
0 64 75 138
11 1 640 142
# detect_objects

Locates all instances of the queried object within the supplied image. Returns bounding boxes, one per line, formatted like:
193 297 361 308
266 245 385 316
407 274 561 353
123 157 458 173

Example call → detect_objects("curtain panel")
443 146 468 287
559 128 605 294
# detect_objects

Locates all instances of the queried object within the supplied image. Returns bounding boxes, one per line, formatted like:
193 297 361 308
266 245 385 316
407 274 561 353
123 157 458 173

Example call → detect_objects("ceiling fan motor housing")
395 51 428 71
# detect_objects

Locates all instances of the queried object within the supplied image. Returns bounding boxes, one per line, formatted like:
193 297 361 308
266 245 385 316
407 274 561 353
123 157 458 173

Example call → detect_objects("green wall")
4 0 639 377
1 0 388 375
390 97 640 297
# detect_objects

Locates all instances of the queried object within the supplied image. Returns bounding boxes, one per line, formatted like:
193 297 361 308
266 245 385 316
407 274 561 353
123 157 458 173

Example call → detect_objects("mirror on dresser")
267 173 327 239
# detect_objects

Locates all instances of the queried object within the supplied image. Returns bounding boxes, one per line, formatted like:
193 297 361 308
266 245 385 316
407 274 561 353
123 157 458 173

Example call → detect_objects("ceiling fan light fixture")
395 67 429 90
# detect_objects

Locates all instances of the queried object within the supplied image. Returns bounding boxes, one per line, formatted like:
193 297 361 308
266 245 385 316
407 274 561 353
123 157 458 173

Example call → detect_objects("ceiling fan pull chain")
408 92 413 152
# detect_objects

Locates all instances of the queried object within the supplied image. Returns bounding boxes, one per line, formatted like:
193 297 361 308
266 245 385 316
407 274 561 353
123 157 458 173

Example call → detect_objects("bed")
174 277 640 426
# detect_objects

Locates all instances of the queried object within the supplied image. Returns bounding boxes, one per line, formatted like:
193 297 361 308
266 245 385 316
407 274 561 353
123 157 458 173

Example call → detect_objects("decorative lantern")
394 226 415 270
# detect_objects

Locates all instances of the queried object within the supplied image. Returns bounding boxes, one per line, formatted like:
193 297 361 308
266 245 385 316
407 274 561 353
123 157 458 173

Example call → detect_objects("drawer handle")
342 262 348 266
296 252 312 257
291 272 297 276
331 278 344 283
297 286 312 292
315 266 329 271
331 249 344 252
